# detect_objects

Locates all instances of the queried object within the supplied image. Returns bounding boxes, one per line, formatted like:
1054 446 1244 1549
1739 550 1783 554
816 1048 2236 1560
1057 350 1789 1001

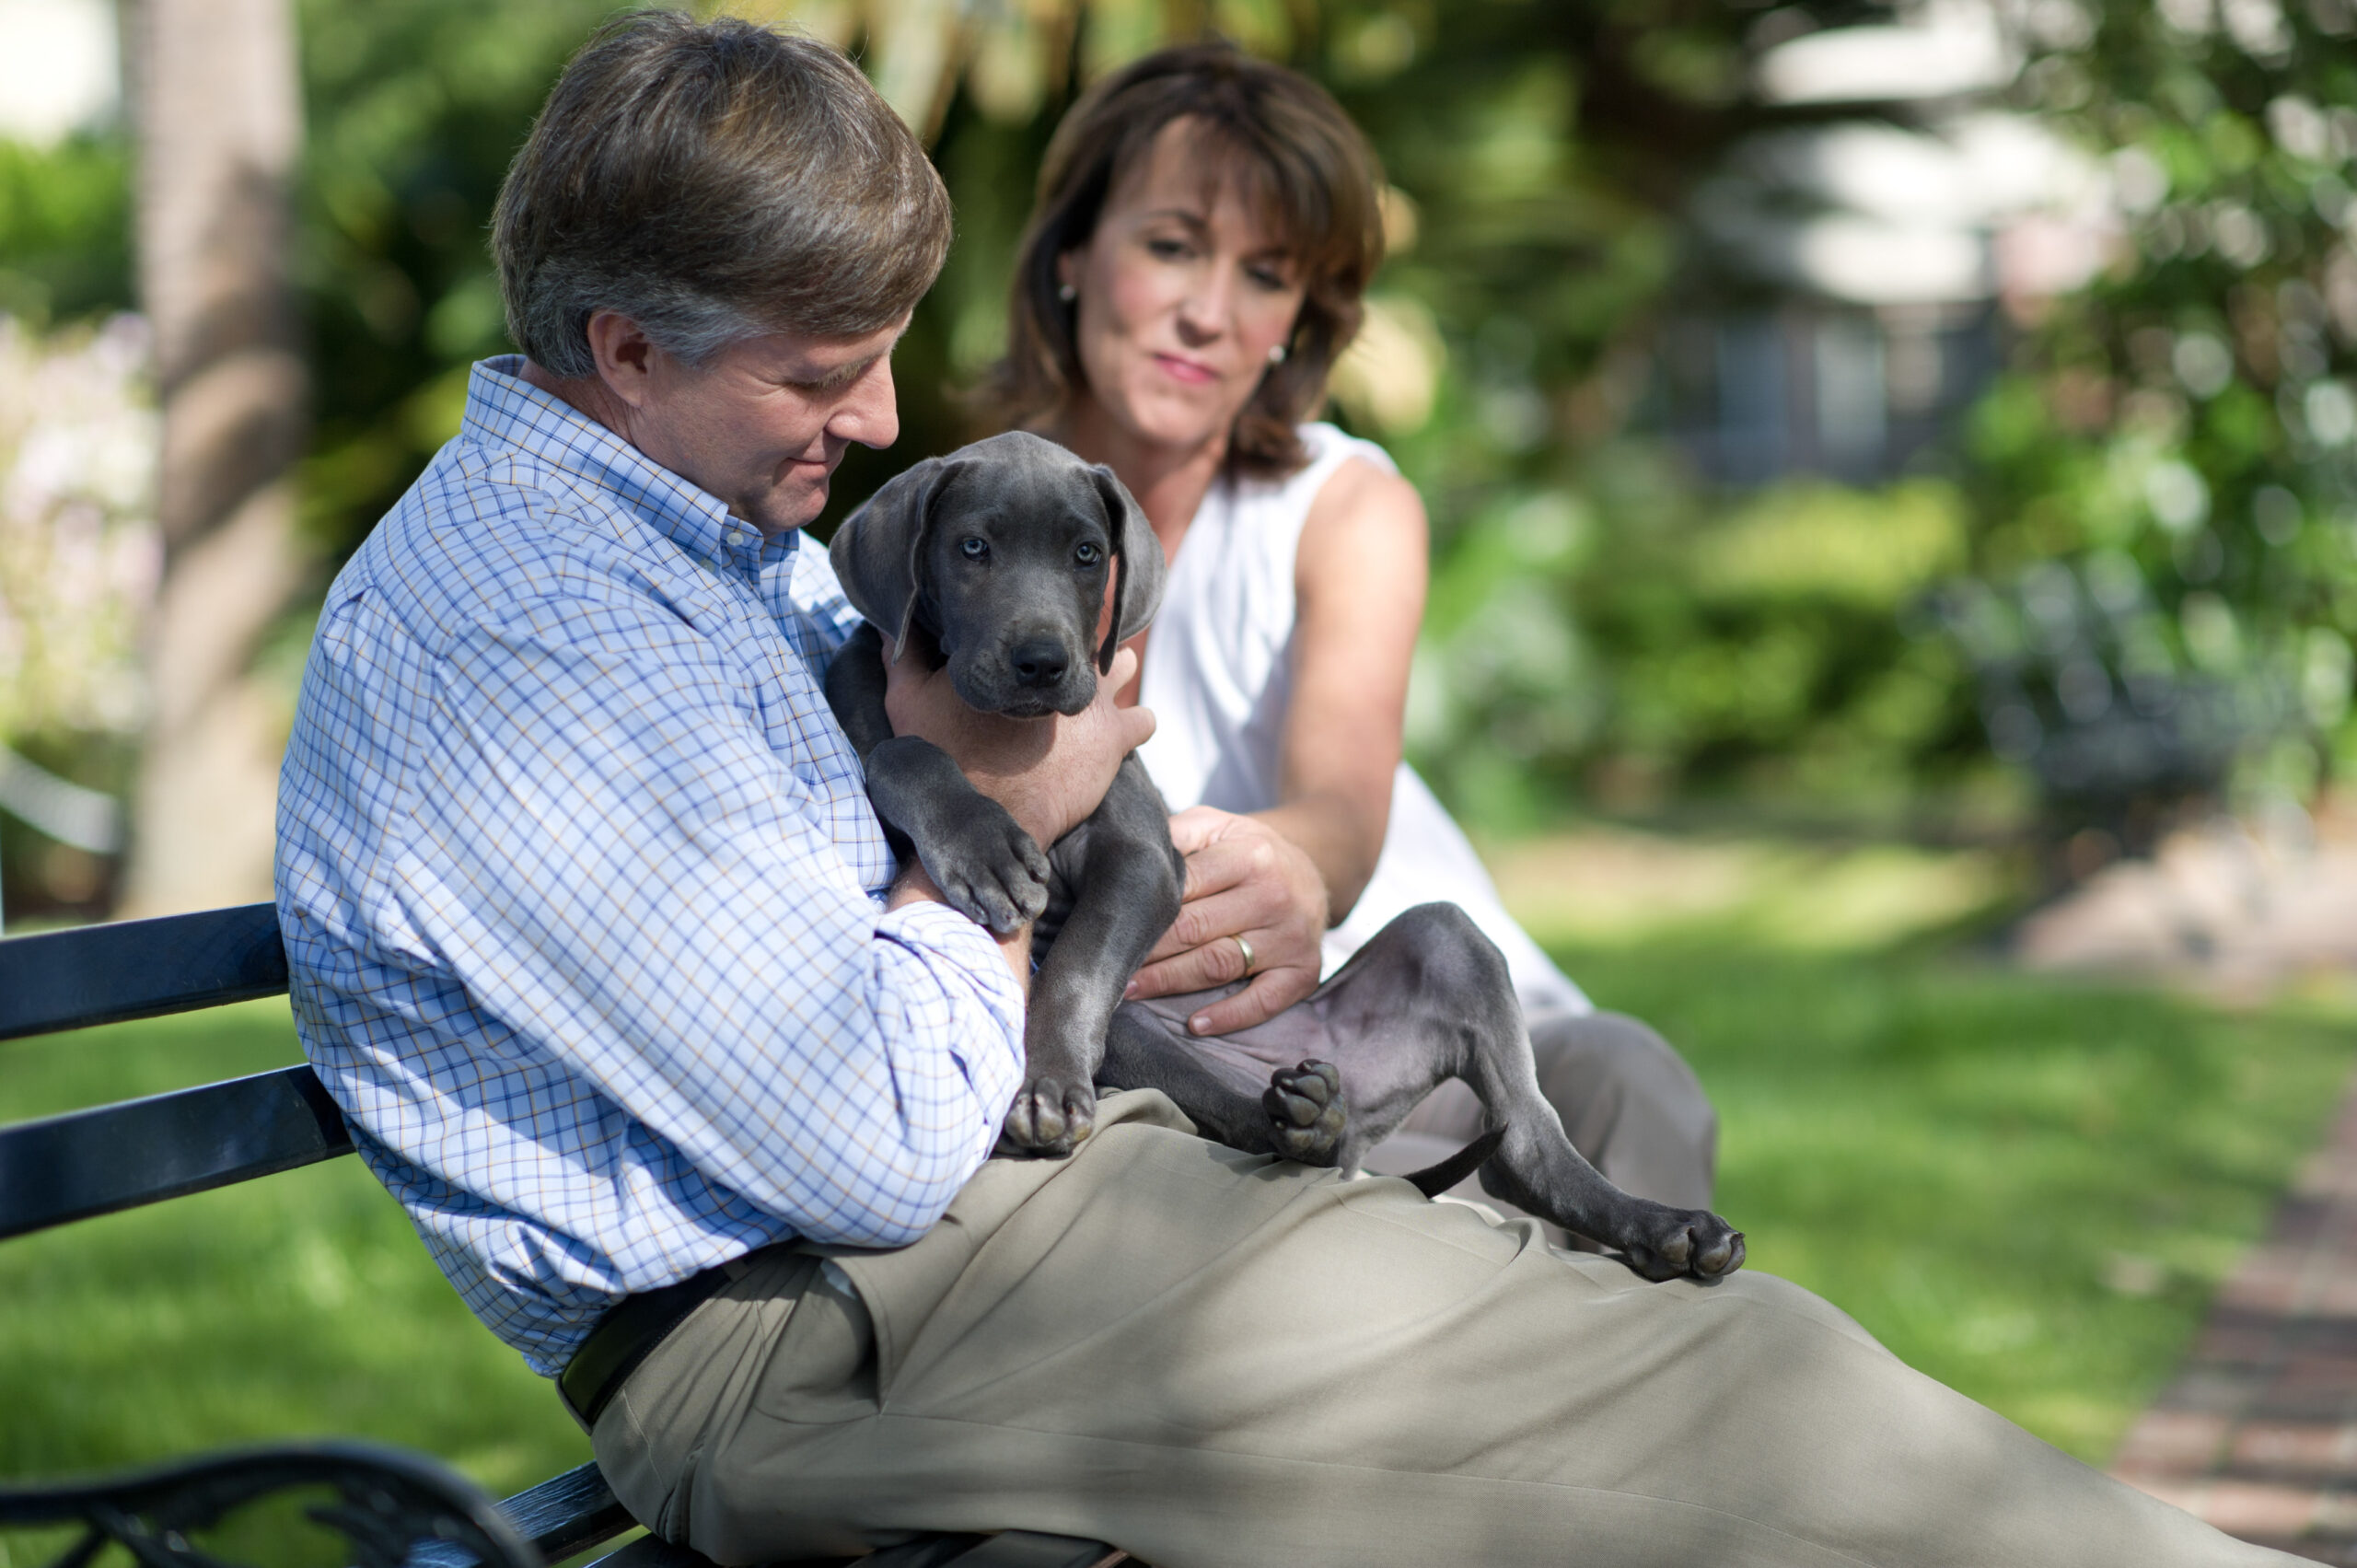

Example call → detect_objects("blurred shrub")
1410 462 1985 829
1944 0 2357 830
0 315 155 740
293 0 622 556
0 313 157 917
0 134 130 326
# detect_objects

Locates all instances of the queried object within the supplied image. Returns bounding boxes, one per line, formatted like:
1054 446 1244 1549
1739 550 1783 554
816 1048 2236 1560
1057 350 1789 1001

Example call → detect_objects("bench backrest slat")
406 1463 633 1568
0 907 656 1568
498 1461 633 1561
0 1064 354 1240
0 902 288 1041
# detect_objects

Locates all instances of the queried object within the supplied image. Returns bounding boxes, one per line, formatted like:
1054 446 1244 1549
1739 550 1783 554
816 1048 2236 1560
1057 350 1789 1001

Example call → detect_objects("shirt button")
726 528 750 548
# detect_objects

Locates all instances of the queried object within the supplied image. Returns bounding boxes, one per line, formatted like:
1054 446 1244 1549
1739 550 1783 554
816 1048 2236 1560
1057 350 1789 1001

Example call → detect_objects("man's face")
611 317 907 536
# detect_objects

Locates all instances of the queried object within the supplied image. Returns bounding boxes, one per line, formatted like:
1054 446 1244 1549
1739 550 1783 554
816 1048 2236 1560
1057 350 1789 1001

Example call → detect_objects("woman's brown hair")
989 41 1386 479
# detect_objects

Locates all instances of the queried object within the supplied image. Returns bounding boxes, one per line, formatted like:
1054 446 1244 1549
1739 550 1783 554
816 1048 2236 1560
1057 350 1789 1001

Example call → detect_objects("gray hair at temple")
493 11 951 377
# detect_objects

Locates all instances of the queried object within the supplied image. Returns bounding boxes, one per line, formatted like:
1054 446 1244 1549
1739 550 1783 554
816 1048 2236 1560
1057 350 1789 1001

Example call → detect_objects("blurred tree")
1945 0 2357 848
293 0 621 559
117 0 310 915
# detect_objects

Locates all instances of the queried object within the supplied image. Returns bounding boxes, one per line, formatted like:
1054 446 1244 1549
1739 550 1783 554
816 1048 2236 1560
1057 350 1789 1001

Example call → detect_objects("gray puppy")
825 431 1744 1283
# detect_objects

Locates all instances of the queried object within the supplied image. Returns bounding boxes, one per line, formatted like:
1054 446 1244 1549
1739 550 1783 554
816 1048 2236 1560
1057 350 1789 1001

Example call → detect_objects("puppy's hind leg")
1098 1005 1348 1165
1385 905 1746 1282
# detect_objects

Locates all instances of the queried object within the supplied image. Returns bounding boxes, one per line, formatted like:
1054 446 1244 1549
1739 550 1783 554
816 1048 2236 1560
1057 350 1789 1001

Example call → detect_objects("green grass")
0 1001 586 1498
1 939 2351 1555
1559 941 2357 1462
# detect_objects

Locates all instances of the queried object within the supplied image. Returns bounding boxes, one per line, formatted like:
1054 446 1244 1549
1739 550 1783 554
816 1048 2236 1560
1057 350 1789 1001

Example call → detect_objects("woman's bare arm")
1129 457 1428 1034
1260 456 1427 920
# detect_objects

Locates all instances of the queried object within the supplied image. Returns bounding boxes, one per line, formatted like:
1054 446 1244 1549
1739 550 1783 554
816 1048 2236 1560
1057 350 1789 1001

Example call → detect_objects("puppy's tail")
1401 1127 1506 1199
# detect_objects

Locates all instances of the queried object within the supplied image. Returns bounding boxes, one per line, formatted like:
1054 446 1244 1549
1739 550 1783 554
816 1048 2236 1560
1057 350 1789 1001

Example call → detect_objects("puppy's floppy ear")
831 457 954 658
1087 462 1166 674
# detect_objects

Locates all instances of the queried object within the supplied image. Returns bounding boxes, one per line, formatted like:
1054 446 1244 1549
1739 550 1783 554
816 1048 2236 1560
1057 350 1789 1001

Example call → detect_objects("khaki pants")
592 1091 2293 1568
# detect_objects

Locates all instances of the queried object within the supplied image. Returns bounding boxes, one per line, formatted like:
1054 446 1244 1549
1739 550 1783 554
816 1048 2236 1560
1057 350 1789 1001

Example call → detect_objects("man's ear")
584 310 660 410
1088 463 1165 673
832 457 953 657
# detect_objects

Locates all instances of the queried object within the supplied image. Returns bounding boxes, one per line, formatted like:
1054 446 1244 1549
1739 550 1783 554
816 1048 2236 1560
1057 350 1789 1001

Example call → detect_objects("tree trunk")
119 0 308 916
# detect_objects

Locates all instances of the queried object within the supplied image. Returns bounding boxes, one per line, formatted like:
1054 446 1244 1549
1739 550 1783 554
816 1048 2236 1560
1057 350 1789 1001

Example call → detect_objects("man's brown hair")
990 42 1386 479
494 11 951 377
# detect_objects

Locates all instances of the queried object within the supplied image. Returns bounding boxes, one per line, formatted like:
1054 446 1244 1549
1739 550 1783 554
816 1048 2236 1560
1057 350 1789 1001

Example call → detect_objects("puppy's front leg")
823 625 1051 935
999 760 1180 1156
820 623 899 761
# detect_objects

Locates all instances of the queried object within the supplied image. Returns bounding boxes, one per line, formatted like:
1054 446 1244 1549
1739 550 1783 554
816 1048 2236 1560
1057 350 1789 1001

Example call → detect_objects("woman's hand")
1127 806 1329 1034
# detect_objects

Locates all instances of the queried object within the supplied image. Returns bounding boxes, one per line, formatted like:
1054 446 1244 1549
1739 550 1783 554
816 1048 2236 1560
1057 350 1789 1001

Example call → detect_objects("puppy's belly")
1120 985 1338 1084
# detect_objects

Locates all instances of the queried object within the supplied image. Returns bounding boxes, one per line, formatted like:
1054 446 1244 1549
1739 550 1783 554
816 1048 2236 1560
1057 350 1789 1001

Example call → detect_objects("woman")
988 42 1716 1221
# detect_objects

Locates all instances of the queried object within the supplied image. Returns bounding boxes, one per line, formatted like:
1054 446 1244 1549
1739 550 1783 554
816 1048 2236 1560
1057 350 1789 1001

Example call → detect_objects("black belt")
559 1262 737 1429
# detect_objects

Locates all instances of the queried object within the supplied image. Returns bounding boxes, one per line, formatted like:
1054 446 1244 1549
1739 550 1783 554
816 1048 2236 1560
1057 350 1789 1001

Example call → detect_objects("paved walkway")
2017 809 2357 999
2112 1086 2357 1562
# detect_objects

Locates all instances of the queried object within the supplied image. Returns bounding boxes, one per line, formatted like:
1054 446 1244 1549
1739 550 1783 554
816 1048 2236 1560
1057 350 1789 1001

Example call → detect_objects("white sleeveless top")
1135 423 1591 1016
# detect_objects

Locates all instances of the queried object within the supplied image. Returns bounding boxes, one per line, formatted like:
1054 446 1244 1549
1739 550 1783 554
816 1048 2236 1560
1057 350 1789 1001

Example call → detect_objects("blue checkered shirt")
275 356 1028 1376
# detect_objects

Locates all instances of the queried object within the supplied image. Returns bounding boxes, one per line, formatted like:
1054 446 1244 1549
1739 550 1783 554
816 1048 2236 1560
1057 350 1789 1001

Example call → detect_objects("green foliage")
1956 0 2357 805
1 2 1795 829
1412 464 1986 827
294 0 621 556
0 134 131 325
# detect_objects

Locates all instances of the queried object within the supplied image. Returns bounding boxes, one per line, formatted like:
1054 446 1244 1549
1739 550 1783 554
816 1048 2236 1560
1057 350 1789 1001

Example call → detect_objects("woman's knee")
1528 1009 1720 1205
1532 1012 1712 1121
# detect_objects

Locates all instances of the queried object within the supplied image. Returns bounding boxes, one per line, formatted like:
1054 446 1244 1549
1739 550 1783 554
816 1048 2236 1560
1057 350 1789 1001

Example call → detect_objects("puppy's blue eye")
1075 542 1102 566
960 537 989 560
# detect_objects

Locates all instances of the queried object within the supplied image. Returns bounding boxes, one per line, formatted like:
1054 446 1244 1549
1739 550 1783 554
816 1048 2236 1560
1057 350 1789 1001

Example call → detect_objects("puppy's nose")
1010 639 1070 688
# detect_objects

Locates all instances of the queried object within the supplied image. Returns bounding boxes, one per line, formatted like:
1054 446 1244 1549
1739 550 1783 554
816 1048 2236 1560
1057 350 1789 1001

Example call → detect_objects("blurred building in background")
1670 0 2112 484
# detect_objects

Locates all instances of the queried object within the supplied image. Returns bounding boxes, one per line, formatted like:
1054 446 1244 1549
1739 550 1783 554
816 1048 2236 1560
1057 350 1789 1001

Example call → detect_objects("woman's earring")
1267 343 1288 366
1057 283 1078 303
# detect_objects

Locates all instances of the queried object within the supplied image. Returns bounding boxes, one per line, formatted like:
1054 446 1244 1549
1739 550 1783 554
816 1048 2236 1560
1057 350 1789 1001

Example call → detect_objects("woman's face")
1059 119 1309 458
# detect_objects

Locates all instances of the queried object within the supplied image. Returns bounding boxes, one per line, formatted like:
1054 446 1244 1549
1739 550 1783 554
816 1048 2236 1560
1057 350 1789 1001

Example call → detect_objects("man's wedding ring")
1232 934 1256 976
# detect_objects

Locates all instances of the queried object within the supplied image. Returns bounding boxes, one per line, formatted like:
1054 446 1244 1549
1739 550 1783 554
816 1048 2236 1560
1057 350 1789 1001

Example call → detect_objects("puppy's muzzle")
958 635 1097 717
1009 637 1070 690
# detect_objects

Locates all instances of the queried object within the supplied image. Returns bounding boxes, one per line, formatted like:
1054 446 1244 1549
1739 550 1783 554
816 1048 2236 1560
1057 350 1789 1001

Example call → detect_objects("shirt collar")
460 355 800 571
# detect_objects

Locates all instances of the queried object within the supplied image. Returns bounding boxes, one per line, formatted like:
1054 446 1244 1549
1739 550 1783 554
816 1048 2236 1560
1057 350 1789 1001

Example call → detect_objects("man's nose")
1009 638 1070 687
834 354 899 449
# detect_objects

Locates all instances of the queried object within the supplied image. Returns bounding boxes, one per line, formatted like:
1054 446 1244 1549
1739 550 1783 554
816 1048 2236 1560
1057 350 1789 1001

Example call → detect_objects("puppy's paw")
1262 1060 1346 1165
997 1075 1096 1158
1617 1206 1746 1283
921 804 1051 935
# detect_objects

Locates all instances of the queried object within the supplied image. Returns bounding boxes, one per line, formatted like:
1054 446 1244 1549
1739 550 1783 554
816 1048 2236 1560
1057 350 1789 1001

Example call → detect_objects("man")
277 13 2292 1566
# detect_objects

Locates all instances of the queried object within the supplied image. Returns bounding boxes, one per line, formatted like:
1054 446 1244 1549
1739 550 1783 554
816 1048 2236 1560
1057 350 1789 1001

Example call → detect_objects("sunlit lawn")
0 1001 586 1495
1558 940 2357 1462
1511 824 2357 1462
2 843 2352 1530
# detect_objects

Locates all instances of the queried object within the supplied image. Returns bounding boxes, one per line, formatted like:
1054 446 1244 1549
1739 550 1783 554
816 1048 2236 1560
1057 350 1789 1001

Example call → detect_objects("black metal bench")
0 903 1126 1568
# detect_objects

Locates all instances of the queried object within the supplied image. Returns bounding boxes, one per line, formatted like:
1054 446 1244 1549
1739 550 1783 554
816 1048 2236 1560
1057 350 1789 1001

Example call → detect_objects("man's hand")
883 641 1154 852
1127 807 1328 1034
